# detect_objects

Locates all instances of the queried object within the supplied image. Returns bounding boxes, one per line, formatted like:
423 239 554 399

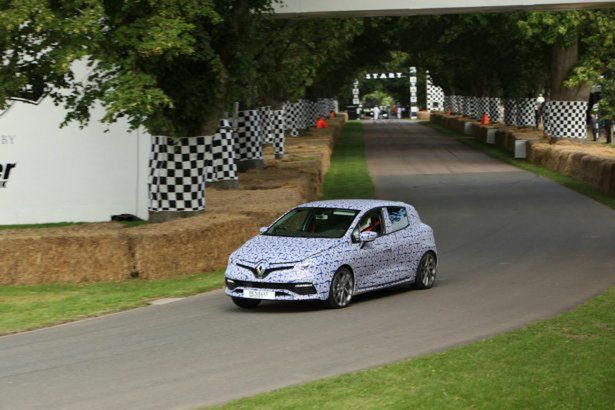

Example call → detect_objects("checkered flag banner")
259 106 275 144
504 99 517 126
149 121 238 212
235 109 263 161
443 95 453 112
149 135 207 212
209 119 238 182
283 102 300 136
308 100 320 126
470 97 480 120
516 98 536 127
476 97 489 119
461 96 477 118
319 98 336 115
544 100 587 139
298 100 309 130
426 75 445 111
487 97 502 123
271 109 285 156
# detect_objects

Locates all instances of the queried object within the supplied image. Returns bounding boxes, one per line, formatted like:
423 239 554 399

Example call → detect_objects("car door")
385 206 421 281
351 208 396 289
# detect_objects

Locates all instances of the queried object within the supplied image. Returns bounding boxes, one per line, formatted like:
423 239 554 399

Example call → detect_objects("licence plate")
243 288 276 300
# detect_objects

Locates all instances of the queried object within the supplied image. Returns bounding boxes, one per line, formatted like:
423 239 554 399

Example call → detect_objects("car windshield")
264 207 359 238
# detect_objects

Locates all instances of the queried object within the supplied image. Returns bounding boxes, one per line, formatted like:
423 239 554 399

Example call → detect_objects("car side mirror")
259 227 268 234
359 231 378 243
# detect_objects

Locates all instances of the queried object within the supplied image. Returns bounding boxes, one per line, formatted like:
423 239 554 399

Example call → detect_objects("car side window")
386 206 409 233
352 209 384 241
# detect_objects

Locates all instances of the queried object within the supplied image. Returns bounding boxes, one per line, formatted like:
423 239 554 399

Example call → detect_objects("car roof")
299 199 410 211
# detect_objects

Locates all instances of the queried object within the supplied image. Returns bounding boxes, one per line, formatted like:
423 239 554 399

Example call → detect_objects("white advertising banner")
0 97 149 225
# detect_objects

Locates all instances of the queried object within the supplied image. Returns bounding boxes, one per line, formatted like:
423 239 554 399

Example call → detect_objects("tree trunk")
550 34 591 101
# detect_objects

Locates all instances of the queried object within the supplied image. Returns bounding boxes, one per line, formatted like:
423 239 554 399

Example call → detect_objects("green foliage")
597 63 615 120
362 90 394 108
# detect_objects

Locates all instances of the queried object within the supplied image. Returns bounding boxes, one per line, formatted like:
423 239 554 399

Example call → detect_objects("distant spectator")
396 105 404 119
535 95 545 128
590 113 600 141
316 116 328 129
329 110 335 119
373 106 380 120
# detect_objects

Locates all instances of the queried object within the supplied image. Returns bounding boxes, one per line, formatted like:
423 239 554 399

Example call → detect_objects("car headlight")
228 254 238 266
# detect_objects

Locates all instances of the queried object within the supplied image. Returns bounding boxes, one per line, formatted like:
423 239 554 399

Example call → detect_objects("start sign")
364 72 408 80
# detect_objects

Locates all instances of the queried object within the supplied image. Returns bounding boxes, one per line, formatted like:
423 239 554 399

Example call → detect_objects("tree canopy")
1 3 613 135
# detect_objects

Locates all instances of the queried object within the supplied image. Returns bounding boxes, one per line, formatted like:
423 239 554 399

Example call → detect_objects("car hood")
234 235 342 264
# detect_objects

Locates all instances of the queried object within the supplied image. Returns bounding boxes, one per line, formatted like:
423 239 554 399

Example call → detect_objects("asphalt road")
1 121 614 409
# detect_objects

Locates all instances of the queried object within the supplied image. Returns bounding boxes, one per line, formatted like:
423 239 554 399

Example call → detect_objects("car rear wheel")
232 297 261 309
412 252 437 289
326 267 354 308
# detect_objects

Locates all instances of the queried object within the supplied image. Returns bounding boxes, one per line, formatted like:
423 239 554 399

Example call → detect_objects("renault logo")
255 261 268 278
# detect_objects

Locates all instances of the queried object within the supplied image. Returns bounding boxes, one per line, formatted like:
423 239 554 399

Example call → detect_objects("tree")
518 10 615 101
1 0 277 138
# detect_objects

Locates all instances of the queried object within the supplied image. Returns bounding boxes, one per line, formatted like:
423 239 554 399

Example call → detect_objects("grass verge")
216 288 615 409
321 120 374 199
0 270 224 335
426 123 615 210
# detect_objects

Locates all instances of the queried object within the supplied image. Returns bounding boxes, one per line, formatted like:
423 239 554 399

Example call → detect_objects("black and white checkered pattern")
149 120 237 212
516 98 536 127
259 106 274 144
308 100 320 126
319 98 336 115
426 76 445 111
149 135 207 212
504 98 536 127
461 96 477 118
235 109 263 161
544 100 588 139
209 120 238 181
298 100 309 130
504 99 517 126
283 102 300 136
443 95 452 112
271 109 285 156
487 97 502 123
476 97 489 119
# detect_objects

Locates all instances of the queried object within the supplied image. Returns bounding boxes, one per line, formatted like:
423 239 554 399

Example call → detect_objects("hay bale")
0 113 342 285
0 229 132 285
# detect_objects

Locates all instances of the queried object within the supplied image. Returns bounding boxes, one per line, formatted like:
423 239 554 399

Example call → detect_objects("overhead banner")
409 66 417 119
352 79 360 105
364 72 408 80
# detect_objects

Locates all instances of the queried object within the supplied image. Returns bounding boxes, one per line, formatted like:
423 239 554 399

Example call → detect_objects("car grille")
236 263 294 279
226 279 317 295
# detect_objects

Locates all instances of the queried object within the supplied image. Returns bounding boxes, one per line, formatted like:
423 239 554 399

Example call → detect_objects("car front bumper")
224 263 331 301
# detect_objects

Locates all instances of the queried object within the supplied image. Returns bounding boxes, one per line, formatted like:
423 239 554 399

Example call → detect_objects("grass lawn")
321 120 374 200
216 288 615 409
427 123 615 210
0 270 224 335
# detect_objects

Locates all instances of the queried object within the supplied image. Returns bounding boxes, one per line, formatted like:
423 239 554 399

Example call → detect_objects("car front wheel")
232 297 261 309
326 267 354 308
412 252 437 289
